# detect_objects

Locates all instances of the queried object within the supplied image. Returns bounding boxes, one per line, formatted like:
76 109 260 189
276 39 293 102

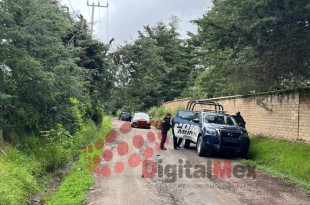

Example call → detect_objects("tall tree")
0 0 90 135
142 18 193 101
187 0 310 97
0 0 116 144
66 17 116 117
114 19 195 111
114 37 166 111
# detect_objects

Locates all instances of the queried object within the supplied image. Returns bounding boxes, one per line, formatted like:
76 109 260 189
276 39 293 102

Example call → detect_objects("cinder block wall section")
163 91 310 143
163 98 190 110
299 94 310 142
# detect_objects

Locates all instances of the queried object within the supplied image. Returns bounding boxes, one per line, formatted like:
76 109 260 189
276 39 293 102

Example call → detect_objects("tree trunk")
0 68 4 149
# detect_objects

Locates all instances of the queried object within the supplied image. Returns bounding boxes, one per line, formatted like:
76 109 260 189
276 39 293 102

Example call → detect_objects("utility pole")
87 1 108 35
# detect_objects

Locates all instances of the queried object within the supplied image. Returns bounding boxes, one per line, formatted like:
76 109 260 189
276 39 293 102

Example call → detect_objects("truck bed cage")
186 100 224 112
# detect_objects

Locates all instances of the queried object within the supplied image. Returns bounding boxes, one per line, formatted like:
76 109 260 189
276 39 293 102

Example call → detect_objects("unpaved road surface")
87 119 309 205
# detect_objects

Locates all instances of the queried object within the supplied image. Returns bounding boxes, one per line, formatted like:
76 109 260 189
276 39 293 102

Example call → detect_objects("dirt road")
87 119 309 205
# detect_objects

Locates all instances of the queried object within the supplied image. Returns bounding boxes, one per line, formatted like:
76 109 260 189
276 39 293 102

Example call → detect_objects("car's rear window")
134 113 149 119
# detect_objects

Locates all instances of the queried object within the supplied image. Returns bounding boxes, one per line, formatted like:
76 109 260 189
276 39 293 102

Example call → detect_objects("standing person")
234 111 246 128
160 113 172 150
173 134 183 150
172 122 182 150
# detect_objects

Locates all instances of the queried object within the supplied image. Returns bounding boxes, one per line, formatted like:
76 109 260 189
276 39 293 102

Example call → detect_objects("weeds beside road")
45 116 112 204
0 117 111 205
242 135 310 191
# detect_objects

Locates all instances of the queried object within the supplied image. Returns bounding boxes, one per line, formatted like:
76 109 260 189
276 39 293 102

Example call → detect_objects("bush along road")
45 117 112 205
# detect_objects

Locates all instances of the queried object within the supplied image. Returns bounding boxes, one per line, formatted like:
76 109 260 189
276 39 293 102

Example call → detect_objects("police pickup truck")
172 100 250 157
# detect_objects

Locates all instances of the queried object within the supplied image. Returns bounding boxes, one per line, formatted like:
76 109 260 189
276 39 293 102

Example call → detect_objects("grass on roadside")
45 116 112 205
241 135 310 191
0 147 43 205
0 117 111 205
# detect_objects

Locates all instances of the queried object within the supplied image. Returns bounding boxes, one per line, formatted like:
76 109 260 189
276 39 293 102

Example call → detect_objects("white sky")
61 0 213 45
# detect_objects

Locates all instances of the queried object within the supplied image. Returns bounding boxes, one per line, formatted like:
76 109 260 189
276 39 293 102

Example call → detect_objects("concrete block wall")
299 94 310 141
163 92 310 143
163 98 190 110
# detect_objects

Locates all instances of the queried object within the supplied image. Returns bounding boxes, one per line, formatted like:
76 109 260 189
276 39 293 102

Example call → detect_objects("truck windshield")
203 114 237 126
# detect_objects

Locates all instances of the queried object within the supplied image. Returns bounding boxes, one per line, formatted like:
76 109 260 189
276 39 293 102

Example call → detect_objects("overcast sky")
61 0 213 45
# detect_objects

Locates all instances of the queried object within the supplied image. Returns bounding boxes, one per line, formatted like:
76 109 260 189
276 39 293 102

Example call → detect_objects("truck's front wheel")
197 137 206 157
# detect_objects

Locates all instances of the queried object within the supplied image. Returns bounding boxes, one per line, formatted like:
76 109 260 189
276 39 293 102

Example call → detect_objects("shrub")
0 118 111 205
45 116 112 205
148 105 184 120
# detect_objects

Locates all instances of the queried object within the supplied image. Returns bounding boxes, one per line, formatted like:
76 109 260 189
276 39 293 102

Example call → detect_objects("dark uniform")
160 117 172 149
172 120 182 149
233 112 246 128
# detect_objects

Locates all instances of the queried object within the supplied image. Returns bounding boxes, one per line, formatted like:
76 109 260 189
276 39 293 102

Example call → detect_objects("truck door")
173 110 200 142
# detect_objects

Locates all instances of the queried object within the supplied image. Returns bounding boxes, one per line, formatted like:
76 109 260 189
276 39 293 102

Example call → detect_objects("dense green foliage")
1 0 308 124
0 1 114 203
182 0 310 98
0 0 114 139
0 146 42 205
242 135 310 191
148 105 183 120
113 0 309 111
0 119 110 205
113 17 194 112
45 116 112 205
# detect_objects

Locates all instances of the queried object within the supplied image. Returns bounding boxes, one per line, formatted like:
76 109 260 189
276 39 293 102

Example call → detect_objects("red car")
131 112 151 129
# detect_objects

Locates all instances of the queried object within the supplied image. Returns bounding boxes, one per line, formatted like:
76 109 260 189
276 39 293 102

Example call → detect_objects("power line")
87 1 108 35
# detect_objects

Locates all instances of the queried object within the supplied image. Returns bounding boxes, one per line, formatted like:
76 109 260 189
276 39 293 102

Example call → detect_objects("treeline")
113 17 194 111
0 0 115 142
114 0 310 112
0 1 116 203
1 0 309 133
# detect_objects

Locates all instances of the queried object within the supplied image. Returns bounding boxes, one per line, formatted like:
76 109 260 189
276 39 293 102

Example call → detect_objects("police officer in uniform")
160 113 172 150
234 111 246 128
172 122 182 150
